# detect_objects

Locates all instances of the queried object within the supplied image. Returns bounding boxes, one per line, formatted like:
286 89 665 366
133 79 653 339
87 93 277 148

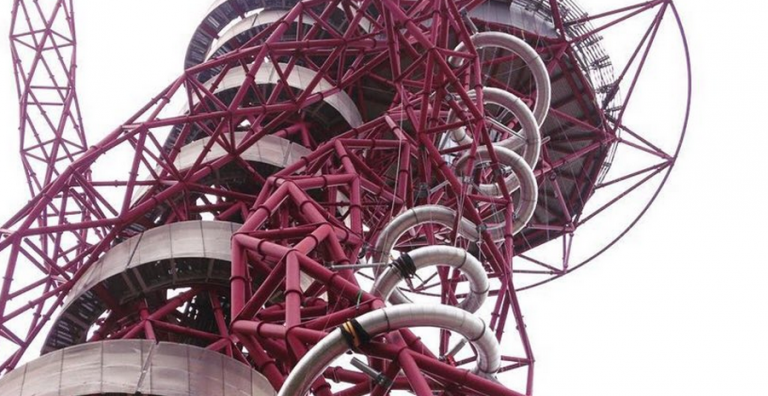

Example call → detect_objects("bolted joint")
350 358 393 389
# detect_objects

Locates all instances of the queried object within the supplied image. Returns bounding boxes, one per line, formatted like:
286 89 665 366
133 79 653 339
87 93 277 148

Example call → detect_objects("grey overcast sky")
0 1 766 395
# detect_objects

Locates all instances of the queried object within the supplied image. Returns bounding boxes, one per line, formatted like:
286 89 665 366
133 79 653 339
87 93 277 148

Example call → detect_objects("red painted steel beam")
0 4 691 396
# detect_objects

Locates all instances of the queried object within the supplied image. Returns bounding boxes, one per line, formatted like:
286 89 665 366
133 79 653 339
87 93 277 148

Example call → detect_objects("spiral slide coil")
281 29 549 393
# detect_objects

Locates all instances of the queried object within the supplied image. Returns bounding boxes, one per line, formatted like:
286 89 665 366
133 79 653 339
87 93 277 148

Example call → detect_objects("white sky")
0 1 766 395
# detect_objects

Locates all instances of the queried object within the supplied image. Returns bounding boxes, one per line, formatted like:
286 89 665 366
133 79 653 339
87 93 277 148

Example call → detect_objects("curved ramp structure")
197 64 363 128
205 9 318 62
175 133 312 172
0 340 275 396
186 0 358 69
44 221 240 352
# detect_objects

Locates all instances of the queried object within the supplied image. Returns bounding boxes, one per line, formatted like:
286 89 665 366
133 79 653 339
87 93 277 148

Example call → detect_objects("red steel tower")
0 0 690 395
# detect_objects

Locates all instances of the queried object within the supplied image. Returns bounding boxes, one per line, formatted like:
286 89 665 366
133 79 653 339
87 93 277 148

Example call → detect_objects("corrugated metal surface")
44 221 240 352
0 341 275 396
176 133 312 172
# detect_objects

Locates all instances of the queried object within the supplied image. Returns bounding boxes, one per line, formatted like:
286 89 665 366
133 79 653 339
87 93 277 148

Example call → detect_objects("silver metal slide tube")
276 304 501 396
371 245 490 313
448 87 541 167
452 31 552 125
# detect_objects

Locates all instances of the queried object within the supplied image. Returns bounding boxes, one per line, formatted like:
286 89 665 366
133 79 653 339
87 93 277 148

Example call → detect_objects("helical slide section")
366 31 545 309
447 86 542 167
451 31 552 125
277 304 501 396
371 245 490 312
278 30 550 394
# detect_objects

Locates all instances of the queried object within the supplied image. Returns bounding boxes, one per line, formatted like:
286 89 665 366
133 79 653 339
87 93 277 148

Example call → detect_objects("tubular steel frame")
0 0 691 395
10 0 87 196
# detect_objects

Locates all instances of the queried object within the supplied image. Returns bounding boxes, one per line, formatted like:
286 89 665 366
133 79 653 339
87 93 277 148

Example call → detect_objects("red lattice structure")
0 0 690 395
